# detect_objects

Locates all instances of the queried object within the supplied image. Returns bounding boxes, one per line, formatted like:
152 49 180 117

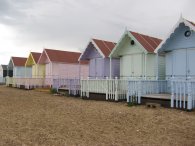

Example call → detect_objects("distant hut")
7 57 32 78
25 52 45 78
38 48 89 86
0 65 9 83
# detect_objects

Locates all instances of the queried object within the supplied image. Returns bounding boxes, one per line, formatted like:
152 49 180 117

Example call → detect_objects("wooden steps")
146 102 161 108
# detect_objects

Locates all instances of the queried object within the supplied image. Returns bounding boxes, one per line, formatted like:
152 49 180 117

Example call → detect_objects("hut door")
172 49 187 78
187 48 195 77
165 52 173 78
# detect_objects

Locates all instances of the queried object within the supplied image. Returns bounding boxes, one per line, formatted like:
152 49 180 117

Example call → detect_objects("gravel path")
0 85 194 146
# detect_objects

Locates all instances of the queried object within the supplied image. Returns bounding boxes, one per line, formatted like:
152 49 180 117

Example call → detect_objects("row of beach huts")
0 17 195 110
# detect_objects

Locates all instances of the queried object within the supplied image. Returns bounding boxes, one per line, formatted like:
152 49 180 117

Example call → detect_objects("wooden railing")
81 78 128 101
127 79 195 110
127 80 168 104
6 77 52 89
171 80 195 110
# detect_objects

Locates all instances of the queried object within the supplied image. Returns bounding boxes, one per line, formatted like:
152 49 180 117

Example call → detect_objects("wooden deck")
142 94 189 101
142 94 171 100
141 93 189 108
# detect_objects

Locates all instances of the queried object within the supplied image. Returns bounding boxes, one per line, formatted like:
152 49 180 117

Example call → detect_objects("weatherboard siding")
32 64 45 78
89 58 120 78
116 36 143 57
45 62 88 79
158 55 165 79
165 48 195 78
13 67 32 77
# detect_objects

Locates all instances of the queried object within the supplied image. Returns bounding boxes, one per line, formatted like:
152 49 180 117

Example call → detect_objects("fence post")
106 77 108 100
115 77 118 101
138 80 142 104
80 77 83 97
187 81 192 110
171 80 174 108
127 80 130 103
87 77 89 98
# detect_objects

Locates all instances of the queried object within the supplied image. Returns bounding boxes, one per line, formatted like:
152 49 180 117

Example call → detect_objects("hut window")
184 30 191 37
130 40 135 45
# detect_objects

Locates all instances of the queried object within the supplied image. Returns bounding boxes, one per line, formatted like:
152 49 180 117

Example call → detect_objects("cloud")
0 0 194 64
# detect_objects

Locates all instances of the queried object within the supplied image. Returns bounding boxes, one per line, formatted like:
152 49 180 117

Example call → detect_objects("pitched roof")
130 31 162 53
12 57 27 66
92 39 116 57
31 52 41 63
44 49 82 63
1 65 7 70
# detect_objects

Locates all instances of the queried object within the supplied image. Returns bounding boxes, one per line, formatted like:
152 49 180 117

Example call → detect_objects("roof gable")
25 52 41 66
79 38 116 60
130 31 162 53
110 30 162 57
79 42 103 60
155 17 195 53
31 52 41 63
1 65 7 70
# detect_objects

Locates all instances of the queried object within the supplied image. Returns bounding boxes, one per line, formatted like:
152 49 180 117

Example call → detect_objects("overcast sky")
0 0 194 64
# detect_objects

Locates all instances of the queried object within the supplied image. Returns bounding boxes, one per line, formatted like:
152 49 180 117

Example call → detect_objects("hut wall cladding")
32 64 45 78
13 67 32 77
45 62 88 78
89 58 120 78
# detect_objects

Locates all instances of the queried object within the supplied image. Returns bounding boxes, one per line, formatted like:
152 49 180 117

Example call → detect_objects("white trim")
109 30 128 57
155 16 195 53
78 38 105 61
109 30 149 58
78 38 93 61
37 49 52 64
91 39 105 58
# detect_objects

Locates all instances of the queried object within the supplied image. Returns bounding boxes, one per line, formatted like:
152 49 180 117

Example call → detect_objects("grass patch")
50 88 57 94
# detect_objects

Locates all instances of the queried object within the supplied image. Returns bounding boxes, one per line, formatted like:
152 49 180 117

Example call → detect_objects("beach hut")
155 17 195 80
8 57 32 78
126 17 195 110
0 65 9 83
38 48 89 86
6 57 32 87
110 30 164 79
0 65 9 77
25 52 44 78
79 38 120 79
154 17 195 110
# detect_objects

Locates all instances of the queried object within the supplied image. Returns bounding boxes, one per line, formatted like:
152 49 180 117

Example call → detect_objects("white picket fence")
81 78 128 101
6 77 53 89
127 80 168 104
53 78 80 95
171 80 195 110
127 79 195 110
